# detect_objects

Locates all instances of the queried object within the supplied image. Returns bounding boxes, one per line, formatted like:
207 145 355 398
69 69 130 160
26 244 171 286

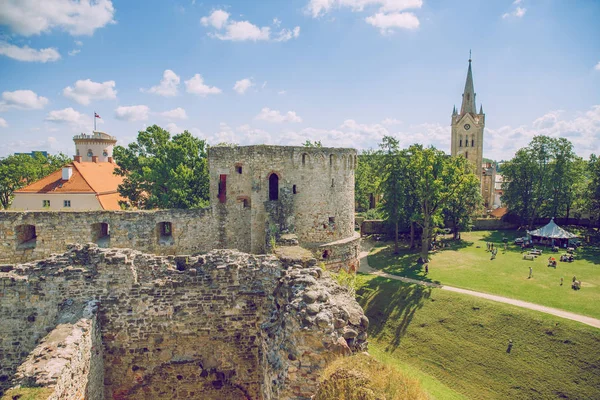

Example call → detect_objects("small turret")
480 104 484 114
453 105 457 115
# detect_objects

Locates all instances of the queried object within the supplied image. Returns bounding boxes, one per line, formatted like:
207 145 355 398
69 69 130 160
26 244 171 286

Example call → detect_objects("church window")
302 153 308 166
472 137 475 147
269 173 279 201
465 139 469 147
459 138 462 147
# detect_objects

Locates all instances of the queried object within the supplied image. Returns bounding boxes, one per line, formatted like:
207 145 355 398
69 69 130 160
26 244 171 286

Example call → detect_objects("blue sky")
0 0 599 160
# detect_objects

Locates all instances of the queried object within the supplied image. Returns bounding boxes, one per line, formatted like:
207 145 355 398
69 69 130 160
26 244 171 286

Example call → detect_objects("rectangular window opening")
293 185 297 194
157 222 174 245
64 200 71 207
43 200 50 208
218 174 227 203
16 224 37 250
236 165 242 174
91 223 110 247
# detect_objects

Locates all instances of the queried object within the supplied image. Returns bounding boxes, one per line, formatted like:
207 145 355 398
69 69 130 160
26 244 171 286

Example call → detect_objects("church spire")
453 105 457 115
479 104 483 114
460 54 477 115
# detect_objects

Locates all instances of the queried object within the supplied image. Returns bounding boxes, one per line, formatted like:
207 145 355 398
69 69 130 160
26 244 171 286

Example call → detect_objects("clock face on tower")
464 124 471 130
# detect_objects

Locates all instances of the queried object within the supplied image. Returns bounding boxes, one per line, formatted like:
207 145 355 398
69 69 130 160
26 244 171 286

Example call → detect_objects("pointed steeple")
452 105 457 115
460 54 477 115
479 104 483 114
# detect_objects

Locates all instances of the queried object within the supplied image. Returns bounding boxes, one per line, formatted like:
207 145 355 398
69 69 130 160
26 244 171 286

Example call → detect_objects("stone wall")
209 146 357 254
0 245 368 399
0 209 216 264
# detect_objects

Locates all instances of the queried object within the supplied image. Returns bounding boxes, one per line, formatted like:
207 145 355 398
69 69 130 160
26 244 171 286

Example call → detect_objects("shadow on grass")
356 275 432 350
578 245 600 265
368 240 471 283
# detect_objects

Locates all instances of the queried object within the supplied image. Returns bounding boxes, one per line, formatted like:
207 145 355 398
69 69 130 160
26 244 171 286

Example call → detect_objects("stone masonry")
0 245 368 399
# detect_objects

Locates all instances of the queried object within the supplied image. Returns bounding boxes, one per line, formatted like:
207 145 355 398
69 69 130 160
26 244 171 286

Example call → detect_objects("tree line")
356 136 482 262
501 136 600 228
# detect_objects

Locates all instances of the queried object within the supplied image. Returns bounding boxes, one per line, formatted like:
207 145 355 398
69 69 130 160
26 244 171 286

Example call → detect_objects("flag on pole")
95 112 101 119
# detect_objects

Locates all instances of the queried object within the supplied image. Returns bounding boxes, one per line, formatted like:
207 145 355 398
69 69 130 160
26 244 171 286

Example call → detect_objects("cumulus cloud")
201 9 300 42
115 105 150 121
233 78 254 94
62 79 117 105
255 107 302 123
307 0 423 17
0 42 60 62
0 0 116 36
185 74 222 96
45 107 96 130
68 49 80 56
142 69 180 97
306 0 422 34
0 117 7 128
365 12 419 33
485 106 600 160
159 107 188 120
0 90 49 110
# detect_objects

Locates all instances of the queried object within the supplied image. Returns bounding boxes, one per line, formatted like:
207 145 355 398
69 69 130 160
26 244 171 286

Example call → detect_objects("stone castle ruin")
0 145 367 399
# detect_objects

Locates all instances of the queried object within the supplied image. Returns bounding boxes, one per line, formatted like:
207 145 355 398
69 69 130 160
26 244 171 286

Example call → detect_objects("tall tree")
113 125 209 209
378 136 403 253
443 162 483 240
0 152 70 209
587 154 600 228
407 145 475 262
355 149 382 212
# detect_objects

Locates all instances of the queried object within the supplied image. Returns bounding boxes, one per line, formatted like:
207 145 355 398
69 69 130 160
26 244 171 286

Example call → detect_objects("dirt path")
358 248 600 329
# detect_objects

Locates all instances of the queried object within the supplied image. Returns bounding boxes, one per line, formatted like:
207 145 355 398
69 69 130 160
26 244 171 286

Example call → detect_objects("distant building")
10 131 125 211
481 162 496 210
494 174 504 209
14 151 48 158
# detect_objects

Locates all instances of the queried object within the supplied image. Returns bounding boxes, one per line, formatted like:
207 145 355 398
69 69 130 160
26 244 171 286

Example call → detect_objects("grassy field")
368 230 600 319
357 274 600 400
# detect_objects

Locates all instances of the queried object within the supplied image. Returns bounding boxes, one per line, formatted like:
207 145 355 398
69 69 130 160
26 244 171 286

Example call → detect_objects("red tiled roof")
15 161 126 210
490 207 508 218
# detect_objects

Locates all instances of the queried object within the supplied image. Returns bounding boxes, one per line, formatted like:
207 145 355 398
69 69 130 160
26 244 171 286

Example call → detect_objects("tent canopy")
527 218 578 239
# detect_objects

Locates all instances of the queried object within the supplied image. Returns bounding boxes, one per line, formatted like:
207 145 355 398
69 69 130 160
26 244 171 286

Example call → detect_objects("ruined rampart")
0 245 368 399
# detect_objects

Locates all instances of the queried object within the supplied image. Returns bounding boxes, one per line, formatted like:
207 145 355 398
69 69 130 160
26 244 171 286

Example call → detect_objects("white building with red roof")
10 132 126 211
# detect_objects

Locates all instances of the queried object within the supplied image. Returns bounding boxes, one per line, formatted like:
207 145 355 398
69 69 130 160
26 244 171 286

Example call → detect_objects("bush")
314 353 428 400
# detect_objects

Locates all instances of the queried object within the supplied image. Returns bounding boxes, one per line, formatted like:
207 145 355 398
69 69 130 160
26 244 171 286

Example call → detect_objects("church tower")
451 55 485 181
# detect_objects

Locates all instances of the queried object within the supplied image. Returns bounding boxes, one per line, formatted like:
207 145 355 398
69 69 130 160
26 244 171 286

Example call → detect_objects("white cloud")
273 18 281 27
382 118 402 125
307 0 423 17
75 40 83 46
159 107 188 120
233 78 254 94
0 117 7 128
45 107 96 130
503 6 527 19
68 49 80 56
201 9 300 42
165 122 182 133
0 0 116 36
0 90 49 110
200 9 230 29
255 107 302 123
278 90 287 95
0 42 60 62
185 74 222 96
142 69 180 97
485 106 600 160
115 105 150 121
365 12 419 33
594 61 600 71
63 79 117 105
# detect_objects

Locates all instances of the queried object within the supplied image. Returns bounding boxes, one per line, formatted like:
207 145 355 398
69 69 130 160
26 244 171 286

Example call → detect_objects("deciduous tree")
113 125 209 209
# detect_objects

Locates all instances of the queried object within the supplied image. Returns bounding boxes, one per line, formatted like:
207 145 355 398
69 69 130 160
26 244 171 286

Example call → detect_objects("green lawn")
357 274 600 400
368 230 600 319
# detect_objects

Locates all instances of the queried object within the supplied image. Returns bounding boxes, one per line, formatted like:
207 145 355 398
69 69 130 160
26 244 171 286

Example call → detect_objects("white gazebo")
527 218 578 247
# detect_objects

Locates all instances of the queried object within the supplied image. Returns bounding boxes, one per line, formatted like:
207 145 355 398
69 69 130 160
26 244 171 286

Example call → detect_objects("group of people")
560 254 575 262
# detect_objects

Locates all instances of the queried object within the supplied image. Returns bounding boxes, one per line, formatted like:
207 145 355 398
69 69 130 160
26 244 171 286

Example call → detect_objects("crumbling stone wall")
0 209 216 264
0 245 367 399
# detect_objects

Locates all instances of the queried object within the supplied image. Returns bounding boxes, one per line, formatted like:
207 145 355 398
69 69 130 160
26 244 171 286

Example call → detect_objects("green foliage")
302 139 322 147
443 161 483 238
356 274 600 400
113 125 209 209
586 154 600 227
332 268 357 297
1 387 54 400
355 149 382 212
0 152 70 209
502 136 584 227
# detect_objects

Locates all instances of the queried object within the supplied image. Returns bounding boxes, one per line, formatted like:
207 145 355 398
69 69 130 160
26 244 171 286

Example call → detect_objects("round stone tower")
73 131 117 162
208 145 359 269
